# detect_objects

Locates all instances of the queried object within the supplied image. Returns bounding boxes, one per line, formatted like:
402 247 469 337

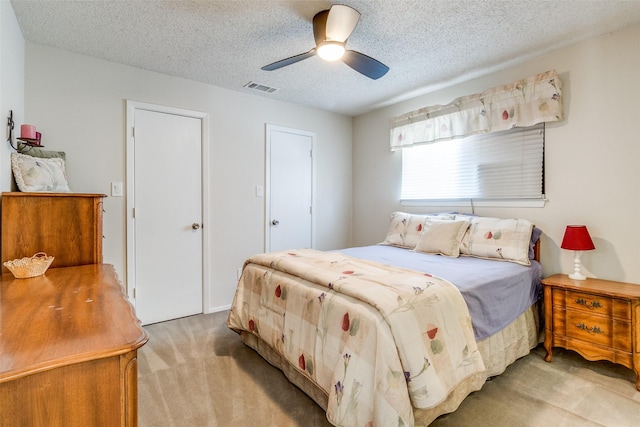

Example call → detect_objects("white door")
128 105 205 325
266 125 314 252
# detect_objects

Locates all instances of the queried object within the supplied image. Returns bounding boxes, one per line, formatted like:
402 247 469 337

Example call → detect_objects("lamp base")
569 250 587 280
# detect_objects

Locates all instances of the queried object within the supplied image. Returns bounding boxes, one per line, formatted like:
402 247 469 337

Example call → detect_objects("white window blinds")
401 123 544 201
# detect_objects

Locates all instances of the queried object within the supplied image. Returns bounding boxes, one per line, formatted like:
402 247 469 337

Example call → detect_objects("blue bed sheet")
337 245 542 340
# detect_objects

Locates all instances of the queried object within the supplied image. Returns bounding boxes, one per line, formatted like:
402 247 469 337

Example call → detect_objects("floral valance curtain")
390 69 563 150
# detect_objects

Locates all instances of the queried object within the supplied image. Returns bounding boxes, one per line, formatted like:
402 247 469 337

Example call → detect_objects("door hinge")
309 206 312 214
133 287 136 298
132 127 135 138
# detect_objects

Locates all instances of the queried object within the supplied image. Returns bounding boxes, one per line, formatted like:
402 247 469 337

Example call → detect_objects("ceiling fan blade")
313 10 329 46
325 5 360 42
261 49 316 71
342 50 389 80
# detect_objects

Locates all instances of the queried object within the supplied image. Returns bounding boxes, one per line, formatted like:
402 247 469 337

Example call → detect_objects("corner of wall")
0 1 26 192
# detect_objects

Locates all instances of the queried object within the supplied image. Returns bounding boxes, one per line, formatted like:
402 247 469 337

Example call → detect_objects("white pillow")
414 219 470 257
381 211 456 249
459 216 533 265
11 152 72 193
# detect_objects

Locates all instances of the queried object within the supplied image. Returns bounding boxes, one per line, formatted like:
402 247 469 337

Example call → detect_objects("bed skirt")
239 303 541 426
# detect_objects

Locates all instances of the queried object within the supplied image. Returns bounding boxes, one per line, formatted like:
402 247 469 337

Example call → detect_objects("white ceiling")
10 0 640 116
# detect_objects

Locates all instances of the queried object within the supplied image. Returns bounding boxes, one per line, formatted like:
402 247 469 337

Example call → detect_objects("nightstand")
542 274 640 391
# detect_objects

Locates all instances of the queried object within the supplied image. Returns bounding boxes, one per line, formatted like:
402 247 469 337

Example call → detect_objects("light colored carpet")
138 311 640 426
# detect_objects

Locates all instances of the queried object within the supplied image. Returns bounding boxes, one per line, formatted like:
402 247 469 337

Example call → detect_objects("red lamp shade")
561 225 595 251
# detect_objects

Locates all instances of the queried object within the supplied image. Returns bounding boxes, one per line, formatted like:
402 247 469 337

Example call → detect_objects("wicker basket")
4 252 55 279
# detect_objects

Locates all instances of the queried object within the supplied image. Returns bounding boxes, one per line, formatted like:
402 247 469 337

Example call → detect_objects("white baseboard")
207 304 231 314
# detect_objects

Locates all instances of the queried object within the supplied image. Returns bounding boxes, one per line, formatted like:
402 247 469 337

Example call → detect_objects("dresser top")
2 192 107 198
0 264 148 383
542 274 640 299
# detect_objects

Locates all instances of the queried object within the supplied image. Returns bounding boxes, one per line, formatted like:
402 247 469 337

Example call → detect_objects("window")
401 123 544 202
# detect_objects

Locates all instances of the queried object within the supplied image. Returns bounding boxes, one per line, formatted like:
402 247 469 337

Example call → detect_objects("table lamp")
561 225 595 280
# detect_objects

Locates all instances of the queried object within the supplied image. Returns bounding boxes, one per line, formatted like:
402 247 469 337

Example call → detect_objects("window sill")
400 198 547 208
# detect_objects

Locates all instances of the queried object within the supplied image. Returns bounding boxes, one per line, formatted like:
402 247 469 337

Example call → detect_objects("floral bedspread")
227 249 485 426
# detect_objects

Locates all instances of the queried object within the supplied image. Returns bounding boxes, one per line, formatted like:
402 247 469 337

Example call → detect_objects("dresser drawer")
553 289 631 320
556 309 632 351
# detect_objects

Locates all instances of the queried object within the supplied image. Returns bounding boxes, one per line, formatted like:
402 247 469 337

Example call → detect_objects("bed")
227 212 543 426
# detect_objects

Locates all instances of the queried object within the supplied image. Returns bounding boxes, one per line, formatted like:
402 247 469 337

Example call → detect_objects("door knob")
272 220 279 226
192 223 201 230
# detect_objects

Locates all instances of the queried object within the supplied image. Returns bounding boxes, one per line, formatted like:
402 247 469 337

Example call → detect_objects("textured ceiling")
10 0 640 116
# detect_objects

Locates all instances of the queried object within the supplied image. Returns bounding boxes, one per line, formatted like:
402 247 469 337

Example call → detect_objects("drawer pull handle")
576 323 603 334
575 298 603 309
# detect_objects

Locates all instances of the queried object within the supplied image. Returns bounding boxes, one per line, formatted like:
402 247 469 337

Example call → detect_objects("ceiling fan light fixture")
317 41 345 61
260 5 389 79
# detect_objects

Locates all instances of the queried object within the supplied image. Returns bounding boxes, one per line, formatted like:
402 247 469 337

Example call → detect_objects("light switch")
256 185 264 197
111 182 123 197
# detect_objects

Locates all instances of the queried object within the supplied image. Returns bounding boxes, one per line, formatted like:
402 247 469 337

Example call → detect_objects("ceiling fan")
261 4 389 80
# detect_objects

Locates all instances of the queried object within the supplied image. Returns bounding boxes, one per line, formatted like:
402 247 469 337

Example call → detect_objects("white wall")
23 43 353 311
353 23 640 283
0 0 24 191
16 14 640 307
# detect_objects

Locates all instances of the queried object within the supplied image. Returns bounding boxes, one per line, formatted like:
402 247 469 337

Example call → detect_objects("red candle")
20 124 36 139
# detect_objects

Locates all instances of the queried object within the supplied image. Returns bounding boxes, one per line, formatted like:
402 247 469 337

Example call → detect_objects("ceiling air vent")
243 81 279 94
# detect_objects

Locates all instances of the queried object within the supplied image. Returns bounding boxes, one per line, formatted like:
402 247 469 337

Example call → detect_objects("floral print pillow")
457 216 534 265
381 211 455 249
11 152 72 193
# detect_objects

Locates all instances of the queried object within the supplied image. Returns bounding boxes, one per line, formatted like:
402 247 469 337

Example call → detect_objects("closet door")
266 125 315 252
130 106 204 325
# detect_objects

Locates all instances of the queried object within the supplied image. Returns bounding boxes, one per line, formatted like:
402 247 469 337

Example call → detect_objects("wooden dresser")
1 192 106 272
0 264 148 426
542 274 640 390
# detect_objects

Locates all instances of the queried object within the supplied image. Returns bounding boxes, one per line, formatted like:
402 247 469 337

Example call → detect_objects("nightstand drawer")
562 310 631 351
553 289 631 320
